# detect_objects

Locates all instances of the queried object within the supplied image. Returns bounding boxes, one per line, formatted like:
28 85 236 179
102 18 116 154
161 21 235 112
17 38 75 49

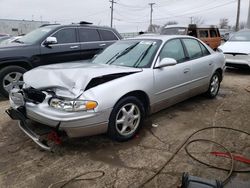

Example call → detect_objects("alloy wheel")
3 72 24 93
115 103 141 136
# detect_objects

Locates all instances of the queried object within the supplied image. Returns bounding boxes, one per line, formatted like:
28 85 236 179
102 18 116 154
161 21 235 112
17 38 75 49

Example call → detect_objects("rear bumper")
6 107 52 151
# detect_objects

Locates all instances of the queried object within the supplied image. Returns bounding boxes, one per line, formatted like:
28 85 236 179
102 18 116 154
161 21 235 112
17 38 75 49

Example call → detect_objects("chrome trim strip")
155 76 208 95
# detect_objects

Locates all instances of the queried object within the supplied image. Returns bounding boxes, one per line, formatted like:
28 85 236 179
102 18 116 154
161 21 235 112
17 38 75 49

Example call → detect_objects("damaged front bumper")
6 88 111 150
6 107 52 151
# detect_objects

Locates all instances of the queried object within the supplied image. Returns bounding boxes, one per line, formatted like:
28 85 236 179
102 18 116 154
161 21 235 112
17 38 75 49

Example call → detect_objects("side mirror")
155 58 177 68
44 37 57 46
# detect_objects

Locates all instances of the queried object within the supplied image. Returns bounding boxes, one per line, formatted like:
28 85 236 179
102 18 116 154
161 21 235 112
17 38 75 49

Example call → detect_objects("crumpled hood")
23 61 142 97
219 41 250 54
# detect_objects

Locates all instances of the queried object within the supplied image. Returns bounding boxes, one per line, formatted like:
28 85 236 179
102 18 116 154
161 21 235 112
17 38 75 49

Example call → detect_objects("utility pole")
110 0 116 28
190 17 193 24
247 0 250 29
235 0 241 31
148 3 155 32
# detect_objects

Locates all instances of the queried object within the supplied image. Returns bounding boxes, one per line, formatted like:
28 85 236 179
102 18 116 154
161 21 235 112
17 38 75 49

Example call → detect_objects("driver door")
39 28 81 66
152 39 192 111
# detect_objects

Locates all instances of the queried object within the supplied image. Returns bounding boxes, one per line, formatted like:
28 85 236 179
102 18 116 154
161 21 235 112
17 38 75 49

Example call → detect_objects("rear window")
210 30 217 37
161 27 187 35
199 30 209 38
99 30 118 41
79 28 100 42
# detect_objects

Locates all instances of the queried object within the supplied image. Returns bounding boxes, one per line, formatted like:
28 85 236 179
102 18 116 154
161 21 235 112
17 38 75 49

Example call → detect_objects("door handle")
70 45 79 49
183 68 190 74
99 43 106 47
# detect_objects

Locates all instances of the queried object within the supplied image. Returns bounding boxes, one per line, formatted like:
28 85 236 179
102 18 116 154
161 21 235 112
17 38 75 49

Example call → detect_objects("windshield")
17 26 55 44
92 40 161 68
229 31 250 41
161 27 187 35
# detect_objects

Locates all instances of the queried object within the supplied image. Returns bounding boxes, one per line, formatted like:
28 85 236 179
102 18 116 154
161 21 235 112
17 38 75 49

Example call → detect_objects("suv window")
52 28 77 44
210 29 217 38
199 30 209 38
182 39 203 59
79 28 100 42
160 39 186 63
99 29 118 41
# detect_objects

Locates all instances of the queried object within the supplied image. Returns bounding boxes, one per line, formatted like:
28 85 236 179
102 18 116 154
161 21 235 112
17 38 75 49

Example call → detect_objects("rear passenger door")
182 38 212 89
78 27 104 60
40 28 81 65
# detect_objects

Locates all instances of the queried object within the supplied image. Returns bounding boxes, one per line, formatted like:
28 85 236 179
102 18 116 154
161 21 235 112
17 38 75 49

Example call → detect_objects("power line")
152 0 237 21
113 0 236 24
116 2 147 10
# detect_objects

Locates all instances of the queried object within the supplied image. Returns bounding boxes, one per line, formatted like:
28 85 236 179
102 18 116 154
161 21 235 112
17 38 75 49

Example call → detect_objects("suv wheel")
0 66 26 97
107 96 145 142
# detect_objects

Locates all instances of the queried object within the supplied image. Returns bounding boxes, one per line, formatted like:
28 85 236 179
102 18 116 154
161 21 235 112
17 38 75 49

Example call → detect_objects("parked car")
161 24 221 50
6 35 225 150
0 23 122 97
0 34 12 43
0 36 23 45
218 29 250 69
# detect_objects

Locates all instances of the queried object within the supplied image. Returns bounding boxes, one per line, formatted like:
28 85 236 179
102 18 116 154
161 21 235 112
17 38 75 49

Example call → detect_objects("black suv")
0 23 122 97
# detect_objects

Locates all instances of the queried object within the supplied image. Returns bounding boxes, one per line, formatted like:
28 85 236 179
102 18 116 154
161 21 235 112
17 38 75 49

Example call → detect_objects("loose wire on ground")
139 126 250 187
48 170 105 188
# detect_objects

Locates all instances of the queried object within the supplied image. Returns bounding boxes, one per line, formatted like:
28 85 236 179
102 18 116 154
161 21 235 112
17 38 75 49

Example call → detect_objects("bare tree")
219 18 229 29
192 17 205 25
164 21 178 26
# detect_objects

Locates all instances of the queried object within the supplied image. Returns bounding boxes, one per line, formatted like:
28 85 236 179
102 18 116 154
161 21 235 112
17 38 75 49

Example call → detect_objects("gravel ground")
0 68 249 188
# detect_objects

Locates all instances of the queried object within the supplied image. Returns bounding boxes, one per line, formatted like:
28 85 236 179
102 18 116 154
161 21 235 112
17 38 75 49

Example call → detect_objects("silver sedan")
7 35 225 150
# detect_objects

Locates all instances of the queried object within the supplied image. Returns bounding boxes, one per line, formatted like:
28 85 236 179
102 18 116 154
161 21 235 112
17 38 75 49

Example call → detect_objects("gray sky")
0 0 249 32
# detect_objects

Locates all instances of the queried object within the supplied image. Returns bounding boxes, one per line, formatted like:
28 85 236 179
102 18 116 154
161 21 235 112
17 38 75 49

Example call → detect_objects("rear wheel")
206 72 220 98
107 96 145 142
0 66 26 97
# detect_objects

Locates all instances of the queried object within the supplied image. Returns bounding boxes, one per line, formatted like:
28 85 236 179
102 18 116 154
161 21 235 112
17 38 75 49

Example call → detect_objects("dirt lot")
0 68 249 188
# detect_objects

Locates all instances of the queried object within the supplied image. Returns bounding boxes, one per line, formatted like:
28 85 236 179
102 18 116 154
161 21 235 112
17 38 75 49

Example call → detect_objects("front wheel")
107 96 145 142
206 72 221 98
0 66 26 97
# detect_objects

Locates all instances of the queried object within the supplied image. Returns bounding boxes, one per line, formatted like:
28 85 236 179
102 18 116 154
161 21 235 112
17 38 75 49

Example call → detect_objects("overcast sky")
0 0 249 32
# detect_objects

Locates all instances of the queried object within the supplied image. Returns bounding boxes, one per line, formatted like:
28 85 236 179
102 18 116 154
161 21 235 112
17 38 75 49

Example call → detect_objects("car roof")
43 24 117 31
132 34 196 42
164 24 218 29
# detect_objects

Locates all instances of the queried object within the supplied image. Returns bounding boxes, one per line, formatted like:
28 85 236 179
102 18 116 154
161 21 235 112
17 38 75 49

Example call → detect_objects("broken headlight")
49 98 98 112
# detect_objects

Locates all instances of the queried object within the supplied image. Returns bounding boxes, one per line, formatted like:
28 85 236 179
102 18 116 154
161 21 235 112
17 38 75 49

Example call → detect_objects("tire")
206 72 221 98
0 66 27 98
107 96 145 142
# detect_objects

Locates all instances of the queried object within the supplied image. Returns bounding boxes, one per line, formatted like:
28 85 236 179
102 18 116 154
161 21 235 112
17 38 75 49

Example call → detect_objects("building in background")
0 19 49 36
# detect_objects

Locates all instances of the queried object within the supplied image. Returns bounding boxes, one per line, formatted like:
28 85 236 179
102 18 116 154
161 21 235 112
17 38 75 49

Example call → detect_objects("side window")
52 28 77 44
79 28 100 42
199 30 209 38
210 29 217 38
182 39 203 59
159 39 186 63
199 43 210 56
99 30 118 41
